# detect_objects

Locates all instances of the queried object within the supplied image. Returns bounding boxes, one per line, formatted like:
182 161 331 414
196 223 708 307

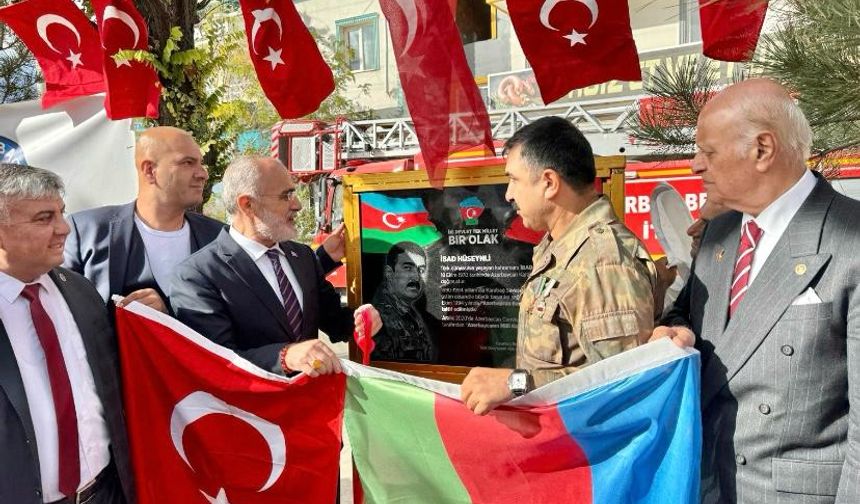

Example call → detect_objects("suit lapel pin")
290 251 298 258
795 263 807 276
58 272 67 282
715 248 725 262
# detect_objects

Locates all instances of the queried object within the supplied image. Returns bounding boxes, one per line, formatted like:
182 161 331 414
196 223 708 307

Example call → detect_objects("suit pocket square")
791 287 822 306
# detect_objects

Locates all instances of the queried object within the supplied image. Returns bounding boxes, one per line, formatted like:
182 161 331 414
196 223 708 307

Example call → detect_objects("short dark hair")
503 117 595 190
385 241 426 269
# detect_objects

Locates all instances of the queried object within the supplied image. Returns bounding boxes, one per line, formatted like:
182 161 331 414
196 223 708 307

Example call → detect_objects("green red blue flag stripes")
343 340 701 503
360 193 442 253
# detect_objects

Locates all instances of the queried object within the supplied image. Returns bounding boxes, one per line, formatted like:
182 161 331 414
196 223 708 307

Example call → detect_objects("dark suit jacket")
0 268 135 503
664 176 860 503
63 202 224 304
169 229 354 374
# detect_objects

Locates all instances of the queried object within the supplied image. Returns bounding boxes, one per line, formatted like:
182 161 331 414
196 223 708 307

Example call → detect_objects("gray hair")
737 92 813 162
0 163 65 222
221 156 267 216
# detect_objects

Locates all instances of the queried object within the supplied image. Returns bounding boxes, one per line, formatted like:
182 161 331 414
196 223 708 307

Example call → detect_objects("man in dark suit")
656 79 859 502
63 126 222 313
0 163 135 503
170 156 380 376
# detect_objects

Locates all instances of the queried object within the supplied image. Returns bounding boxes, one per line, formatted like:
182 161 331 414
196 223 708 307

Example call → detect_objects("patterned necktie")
729 220 764 318
20 283 80 497
265 249 303 339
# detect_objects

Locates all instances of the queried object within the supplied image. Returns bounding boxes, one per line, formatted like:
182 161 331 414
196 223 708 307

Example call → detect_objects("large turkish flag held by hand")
115 303 345 504
380 0 494 185
0 0 105 108
238 0 334 119
699 0 769 62
92 0 160 119
508 0 642 105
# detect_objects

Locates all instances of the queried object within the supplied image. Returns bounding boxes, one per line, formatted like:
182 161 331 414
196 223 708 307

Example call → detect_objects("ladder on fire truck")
272 93 661 172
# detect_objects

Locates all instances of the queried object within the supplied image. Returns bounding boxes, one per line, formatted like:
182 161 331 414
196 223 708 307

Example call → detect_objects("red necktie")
21 283 80 497
729 220 764 318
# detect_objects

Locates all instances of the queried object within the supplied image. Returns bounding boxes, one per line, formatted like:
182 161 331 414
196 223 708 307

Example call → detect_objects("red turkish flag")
0 0 105 108
238 0 334 119
115 303 344 504
379 0 494 185
91 0 160 119
699 0 769 62
508 0 642 104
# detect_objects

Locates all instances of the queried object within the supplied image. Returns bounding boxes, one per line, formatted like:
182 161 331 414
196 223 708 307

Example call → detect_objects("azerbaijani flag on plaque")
360 193 442 253
343 340 701 503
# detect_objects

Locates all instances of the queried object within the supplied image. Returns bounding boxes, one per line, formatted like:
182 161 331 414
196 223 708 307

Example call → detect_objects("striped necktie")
265 249 303 339
729 220 763 318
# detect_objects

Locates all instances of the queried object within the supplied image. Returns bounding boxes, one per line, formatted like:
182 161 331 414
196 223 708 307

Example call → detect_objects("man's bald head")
702 79 812 165
692 79 813 215
135 126 196 169
134 126 208 211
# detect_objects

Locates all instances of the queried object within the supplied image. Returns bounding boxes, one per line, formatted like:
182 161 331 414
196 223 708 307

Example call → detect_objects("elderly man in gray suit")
0 164 135 503
655 79 859 502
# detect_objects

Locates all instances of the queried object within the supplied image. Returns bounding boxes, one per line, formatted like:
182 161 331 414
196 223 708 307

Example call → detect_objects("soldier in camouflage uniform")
371 242 437 362
462 117 657 415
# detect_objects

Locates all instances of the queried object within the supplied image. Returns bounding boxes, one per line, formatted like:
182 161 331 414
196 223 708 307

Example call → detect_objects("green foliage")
626 57 746 156
629 1 860 162
0 0 40 103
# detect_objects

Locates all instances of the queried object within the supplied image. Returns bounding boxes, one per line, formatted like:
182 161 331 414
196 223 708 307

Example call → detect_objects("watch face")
509 371 527 392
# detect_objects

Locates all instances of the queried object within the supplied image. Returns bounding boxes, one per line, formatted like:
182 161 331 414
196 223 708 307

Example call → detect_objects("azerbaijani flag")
360 193 443 253
343 339 701 503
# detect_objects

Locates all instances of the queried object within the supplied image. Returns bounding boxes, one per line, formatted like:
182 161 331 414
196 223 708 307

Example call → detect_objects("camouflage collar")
532 196 619 274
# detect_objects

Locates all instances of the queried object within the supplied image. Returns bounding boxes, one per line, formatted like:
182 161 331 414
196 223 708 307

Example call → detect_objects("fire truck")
271 115 860 288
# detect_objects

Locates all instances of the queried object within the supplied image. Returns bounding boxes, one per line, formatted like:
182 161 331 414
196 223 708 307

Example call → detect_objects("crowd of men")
0 78 856 503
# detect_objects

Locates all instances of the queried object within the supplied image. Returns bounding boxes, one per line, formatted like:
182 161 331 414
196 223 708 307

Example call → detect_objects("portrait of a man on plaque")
358 183 542 367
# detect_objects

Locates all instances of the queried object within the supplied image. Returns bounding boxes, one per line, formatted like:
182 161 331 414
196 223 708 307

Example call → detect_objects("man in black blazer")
170 156 380 376
63 126 222 313
0 164 134 503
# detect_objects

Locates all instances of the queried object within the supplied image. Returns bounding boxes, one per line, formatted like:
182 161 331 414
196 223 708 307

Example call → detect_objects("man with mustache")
371 241 436 362
169 156 380 377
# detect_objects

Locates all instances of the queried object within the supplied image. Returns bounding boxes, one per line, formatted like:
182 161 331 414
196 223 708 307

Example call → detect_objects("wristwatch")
507 369 532 397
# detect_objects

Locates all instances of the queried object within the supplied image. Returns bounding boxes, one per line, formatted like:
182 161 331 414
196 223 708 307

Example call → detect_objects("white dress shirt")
228 227 304 309
743 169 817 284
0 272 111 502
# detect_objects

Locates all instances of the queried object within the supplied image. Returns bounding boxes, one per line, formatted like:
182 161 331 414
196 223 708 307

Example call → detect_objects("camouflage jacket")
517 196 657 387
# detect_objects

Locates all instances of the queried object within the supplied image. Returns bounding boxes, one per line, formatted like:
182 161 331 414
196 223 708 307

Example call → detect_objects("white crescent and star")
249 9 285 69
36 14 84 68
382 212 406 229
170 391 286 495
465 208 478 219
392 0 421 56
102 6 141 68
538 0 599 47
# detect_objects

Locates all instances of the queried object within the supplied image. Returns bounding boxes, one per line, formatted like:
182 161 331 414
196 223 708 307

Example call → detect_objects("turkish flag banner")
379 0 494 185
699 0 769 62
507 0 641 105
91 0 160 119
115 302 345 504
0 0 105 108
238 0 334 119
